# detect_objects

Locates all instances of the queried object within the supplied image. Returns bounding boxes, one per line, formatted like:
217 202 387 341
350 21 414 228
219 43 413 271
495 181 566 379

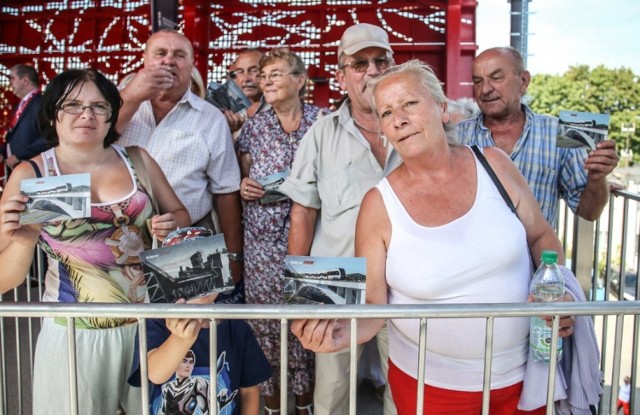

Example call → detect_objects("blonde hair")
190 67 206 98
367 59 446 115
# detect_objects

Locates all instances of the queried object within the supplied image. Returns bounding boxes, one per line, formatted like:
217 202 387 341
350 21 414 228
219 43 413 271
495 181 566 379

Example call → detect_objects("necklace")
349 103 387 147
352 116 382 135
353 116 387 147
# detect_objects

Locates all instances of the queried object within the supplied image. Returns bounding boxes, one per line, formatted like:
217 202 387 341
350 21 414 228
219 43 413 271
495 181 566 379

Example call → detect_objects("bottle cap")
540 250 558 264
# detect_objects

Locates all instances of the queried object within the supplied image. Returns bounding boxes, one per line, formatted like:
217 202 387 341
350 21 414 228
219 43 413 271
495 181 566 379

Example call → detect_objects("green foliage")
528 65 640 160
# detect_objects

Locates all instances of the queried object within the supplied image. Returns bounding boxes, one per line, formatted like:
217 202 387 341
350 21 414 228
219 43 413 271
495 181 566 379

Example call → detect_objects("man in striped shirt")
455 47 618 228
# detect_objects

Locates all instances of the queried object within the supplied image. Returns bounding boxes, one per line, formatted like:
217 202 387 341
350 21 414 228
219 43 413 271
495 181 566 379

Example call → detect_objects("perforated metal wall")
0 0 477 139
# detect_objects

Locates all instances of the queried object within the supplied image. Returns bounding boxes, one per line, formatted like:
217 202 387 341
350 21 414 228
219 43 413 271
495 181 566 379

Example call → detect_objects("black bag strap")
470 145 518 218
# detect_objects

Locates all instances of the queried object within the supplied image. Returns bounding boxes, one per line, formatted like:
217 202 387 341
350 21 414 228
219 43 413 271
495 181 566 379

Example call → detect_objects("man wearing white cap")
280 23 400 415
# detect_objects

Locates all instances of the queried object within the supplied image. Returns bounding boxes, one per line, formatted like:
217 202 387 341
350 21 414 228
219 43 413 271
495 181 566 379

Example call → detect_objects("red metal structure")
0 0 477 142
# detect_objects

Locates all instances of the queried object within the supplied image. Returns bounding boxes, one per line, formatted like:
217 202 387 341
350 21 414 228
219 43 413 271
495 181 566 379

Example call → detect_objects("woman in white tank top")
292 60 577 415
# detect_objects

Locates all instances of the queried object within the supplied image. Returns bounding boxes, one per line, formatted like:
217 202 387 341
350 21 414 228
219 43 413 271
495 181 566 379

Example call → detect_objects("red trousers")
388 360 547 415
617 398 629 415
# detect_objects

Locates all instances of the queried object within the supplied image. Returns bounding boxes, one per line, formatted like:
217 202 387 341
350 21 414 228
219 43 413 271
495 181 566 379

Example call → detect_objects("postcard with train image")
19 173 91 224
557 110 610 150
140 230 234 303
284 255 366 305
256 170 290 205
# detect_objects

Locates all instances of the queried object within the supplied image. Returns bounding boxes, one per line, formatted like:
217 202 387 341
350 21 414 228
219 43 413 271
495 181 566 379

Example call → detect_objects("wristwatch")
228 251 244 262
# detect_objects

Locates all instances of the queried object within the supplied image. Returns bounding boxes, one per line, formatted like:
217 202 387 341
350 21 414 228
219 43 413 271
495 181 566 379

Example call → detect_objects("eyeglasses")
339 57 392 73
256 71 299 84
60 102 112 116
228 67 260 79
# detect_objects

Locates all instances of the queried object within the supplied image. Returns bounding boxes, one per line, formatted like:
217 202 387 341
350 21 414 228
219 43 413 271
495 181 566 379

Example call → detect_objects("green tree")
528 66 640 161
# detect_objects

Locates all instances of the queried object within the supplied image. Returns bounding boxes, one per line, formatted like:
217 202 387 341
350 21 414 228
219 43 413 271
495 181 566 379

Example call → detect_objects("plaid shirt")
119 90 240 223
455 105 588 228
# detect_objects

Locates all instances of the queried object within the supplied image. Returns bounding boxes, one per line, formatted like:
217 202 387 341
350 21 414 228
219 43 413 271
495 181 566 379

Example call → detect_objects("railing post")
572 216 596 299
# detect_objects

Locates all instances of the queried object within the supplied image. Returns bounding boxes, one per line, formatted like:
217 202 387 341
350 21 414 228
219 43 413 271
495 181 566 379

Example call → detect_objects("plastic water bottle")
529 250 565 363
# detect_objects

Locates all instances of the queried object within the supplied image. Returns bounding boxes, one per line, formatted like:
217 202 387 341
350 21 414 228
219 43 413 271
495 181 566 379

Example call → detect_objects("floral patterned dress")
236 103 327 396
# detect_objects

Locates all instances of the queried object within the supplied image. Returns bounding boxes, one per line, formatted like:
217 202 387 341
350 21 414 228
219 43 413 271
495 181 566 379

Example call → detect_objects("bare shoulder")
479 146 524 180
357 185 391 237
481 146 512 167
10 159 40 181
360 186 385 216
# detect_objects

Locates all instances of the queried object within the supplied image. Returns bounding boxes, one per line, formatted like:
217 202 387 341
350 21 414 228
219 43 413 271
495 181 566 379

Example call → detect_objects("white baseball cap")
338 23 393 60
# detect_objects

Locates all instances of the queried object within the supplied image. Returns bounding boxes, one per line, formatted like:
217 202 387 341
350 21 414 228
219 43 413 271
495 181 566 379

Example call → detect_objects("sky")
476 0 640 76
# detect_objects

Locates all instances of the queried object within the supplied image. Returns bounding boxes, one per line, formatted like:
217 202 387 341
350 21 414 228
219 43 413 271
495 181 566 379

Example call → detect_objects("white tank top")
377 146 531 391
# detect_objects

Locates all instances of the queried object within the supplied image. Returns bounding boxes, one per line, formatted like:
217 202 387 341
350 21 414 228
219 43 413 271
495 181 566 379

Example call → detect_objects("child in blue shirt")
129 295 272 415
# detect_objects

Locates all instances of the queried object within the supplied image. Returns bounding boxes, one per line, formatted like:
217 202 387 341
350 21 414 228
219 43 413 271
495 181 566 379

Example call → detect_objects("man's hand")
224 110 246 133
577 139 619 220
122 64 176 102
585 139 619 182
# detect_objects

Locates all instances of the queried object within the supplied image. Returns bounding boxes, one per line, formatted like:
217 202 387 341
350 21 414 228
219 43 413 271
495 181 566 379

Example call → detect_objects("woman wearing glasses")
236 47 328 415
0 68 189 414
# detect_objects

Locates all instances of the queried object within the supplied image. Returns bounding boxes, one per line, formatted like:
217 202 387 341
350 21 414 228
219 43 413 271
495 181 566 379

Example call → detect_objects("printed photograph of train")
284 255 366 305
557 110 610 150
140 234 234 303
256 170 290 205
19 172 91 224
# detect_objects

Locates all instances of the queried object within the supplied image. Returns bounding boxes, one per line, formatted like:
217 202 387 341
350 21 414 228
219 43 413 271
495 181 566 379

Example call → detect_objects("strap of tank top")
27 159 42 178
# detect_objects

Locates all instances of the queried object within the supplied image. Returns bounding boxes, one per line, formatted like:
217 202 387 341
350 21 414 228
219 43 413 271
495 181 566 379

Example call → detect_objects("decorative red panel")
0 0 476 144
198 0 477 106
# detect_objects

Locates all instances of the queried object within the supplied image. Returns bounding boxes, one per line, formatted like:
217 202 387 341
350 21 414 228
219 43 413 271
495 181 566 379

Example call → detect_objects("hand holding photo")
140 228 234 303
557 110 610 150
284 255 366 305
256 170 290 205
19 173 91 224
206 80 252 114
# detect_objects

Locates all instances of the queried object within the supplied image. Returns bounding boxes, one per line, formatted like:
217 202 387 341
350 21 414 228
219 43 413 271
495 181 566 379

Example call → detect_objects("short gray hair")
367 59 447 116
367 60 463 145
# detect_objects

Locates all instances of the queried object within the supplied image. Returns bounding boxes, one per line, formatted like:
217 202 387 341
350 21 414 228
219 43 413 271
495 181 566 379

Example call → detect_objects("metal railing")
0 302 638 415
0 189 638 415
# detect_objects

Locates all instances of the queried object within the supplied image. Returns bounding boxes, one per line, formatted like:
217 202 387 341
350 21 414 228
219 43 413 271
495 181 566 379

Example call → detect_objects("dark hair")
11 64 39 86
39 68 122 148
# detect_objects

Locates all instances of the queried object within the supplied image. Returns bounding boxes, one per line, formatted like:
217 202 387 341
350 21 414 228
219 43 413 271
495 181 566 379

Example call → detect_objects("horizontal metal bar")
0 301 638 320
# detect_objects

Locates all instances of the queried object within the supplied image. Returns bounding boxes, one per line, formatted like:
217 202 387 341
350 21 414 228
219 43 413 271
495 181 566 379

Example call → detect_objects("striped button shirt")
119 90 241 223
455 105 588 228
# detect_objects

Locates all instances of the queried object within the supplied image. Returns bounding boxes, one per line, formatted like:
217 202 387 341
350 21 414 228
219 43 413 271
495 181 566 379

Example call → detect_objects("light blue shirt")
455 105 589 228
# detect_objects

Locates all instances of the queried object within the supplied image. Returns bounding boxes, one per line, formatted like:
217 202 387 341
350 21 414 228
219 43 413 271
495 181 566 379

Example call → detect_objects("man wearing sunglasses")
279 23 400 415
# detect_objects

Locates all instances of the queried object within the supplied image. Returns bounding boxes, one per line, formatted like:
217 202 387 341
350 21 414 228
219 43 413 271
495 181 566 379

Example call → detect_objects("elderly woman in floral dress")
236 47 328 415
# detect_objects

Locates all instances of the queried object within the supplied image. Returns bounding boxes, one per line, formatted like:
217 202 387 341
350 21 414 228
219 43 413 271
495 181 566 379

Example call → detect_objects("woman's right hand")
0 194 41 245
291 318 350 353
240 177 265 202
148 213 179 241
